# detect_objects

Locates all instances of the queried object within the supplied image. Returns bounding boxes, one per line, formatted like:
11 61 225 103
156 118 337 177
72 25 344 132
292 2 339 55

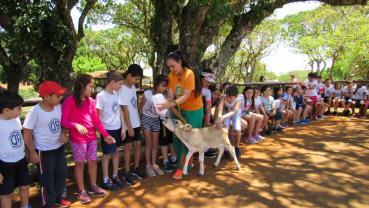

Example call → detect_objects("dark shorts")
159 122 173 146
353 99 363 108
344 97 353 105
0 158 30 195
323 97 331 103
123 127 142 145
101 129 122 155
267 110 282 121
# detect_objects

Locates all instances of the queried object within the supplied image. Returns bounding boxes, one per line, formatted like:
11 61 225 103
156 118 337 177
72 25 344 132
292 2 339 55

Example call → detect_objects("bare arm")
23 128 39 163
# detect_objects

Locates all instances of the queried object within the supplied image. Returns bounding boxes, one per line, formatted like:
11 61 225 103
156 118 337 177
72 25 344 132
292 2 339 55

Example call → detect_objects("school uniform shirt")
202 88 211 103
275 99 282 110
240 96 252 115
118 84 140 128
305 80 318 97
324 85 335 97
254 97 262 109
260 96 275 111
23 104 63 151
168 68 203 111
316 82 325 94
223 96 242 115
342 86 354 98
333 88 342 98
352 86 367 100
142 90 159 118
0 118 25 163
96 90 122 130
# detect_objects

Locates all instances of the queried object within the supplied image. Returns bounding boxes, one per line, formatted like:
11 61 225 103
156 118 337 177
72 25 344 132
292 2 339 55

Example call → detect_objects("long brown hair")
73 74 93 108
166 51 202 98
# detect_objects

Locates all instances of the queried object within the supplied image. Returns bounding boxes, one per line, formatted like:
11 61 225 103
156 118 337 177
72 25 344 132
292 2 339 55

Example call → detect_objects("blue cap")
282 93 289 101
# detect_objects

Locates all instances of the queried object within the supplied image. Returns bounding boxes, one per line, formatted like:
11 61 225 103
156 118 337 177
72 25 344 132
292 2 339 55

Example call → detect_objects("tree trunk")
5 66 22 93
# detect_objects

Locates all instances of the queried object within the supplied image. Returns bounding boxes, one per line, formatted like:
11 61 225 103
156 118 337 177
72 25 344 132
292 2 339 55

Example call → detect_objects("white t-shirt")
0 118 25 162
352 86 367 100
275 99 281 110
96 90 122 130
240 96 252 114
142 90 159 118
305 79 318 97
23 104 63 151
202 88 211 102
118 84 140 128
342 86 354 98
333 88 342 98
316 82 325 93
324 85 334 97
254 97 262 108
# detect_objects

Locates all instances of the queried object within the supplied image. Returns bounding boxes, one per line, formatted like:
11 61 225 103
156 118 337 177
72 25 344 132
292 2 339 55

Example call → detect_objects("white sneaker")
146 166 156 177
152 165 164 176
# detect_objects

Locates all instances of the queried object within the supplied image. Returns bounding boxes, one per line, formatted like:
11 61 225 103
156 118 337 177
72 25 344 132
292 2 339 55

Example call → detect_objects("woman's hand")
157 101 175 111
104 135 116 145
75 124 88 135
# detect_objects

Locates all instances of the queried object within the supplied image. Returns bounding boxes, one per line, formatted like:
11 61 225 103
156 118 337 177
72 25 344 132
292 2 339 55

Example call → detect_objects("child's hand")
128 127 135 137
0 173 3 184
121 129 126 141
59 132 68 144
75 124 88 136
29 151 39 164
104 135 116 145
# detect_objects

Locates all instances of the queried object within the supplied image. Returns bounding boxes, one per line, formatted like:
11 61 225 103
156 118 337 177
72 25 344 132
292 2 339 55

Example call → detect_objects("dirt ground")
23 116 369 208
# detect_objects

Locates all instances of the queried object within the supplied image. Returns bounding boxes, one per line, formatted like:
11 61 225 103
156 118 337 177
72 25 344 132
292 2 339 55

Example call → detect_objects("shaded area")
24 117 369 208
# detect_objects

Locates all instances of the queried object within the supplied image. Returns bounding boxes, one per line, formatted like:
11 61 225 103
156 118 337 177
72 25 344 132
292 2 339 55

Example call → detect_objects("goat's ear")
182 124 192 131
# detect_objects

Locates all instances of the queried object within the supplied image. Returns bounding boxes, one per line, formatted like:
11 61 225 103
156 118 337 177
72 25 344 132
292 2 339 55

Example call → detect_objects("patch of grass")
19 88 38 99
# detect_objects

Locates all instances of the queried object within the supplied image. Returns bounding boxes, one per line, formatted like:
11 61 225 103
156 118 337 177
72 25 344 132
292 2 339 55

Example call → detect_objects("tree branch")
78 0 97 41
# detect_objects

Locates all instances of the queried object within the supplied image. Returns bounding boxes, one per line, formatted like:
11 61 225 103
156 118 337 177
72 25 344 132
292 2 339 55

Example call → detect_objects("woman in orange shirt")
158 51 204 179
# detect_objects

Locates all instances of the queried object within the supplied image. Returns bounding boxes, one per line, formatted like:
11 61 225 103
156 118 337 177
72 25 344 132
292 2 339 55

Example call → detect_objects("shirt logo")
49 118 61 134
8 130 23 149
130 97 137 109
112 101 119 114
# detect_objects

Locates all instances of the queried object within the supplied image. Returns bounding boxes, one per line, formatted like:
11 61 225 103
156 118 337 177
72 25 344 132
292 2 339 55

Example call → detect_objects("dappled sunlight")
23 117 369 208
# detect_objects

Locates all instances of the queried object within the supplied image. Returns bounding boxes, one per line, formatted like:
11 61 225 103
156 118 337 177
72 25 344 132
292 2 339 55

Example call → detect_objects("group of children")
1 66 368 207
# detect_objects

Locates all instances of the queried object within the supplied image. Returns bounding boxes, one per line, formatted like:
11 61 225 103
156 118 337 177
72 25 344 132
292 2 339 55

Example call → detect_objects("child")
61 74 115 204
304 73 318 120
323 79 334 114
351 82 367 118
332 82 344 115
23 81 71 208
201 69 216 127
293 86 310 125
253 87 270 135
215 85 243 157
138 75 167 177
242 87 263 144
119 64 144 184
260 86 282 132
95 71 125 190
342 82 355 116
0 90 31 208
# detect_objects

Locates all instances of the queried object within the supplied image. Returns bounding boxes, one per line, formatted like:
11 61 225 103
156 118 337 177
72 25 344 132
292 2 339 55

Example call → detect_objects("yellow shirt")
168 68 203 111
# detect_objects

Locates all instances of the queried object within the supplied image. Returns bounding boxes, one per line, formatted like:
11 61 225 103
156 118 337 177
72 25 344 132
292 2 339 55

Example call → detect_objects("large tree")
0 0 99 90
150 0 367 77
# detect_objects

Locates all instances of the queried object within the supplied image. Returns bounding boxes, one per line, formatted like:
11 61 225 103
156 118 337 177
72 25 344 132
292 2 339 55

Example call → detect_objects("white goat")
162 119 241 176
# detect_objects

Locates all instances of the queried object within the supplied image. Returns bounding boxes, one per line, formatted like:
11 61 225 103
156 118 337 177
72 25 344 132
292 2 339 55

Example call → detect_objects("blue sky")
72 1 322 75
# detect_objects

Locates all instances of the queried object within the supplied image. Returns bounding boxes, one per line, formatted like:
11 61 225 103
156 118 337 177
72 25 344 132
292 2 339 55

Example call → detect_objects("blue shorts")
101 129 122 155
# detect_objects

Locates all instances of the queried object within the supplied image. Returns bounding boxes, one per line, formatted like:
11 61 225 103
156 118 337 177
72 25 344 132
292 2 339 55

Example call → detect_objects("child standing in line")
23 81 71 208
215 85 243 158
95 71 126 190
61 74 115 204
139 75 168 177
0 90 32 208
119 64 144 184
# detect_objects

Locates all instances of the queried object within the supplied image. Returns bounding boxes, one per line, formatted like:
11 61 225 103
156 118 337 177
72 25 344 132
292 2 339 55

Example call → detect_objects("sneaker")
152 165 164 176
274 127 284 133
163 162 174 173
131 168 144 180
102 179 118 191
87 185 106 197
235 147 241 158
255 134 265 141
77 191 91 204
122 172 134 185
112 176 125 189
56 199 72 208
302 119 311 124
246 137 258 144
170 156 177 164
172 169 183 180
204 149 217 158
146 166 156 177
265 129 272 135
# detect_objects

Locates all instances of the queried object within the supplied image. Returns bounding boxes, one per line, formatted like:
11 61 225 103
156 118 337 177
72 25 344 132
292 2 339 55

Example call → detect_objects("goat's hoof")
198 173 204 177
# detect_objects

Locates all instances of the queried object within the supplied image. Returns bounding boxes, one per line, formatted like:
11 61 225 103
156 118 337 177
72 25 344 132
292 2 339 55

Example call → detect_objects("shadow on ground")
23 117 369 208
